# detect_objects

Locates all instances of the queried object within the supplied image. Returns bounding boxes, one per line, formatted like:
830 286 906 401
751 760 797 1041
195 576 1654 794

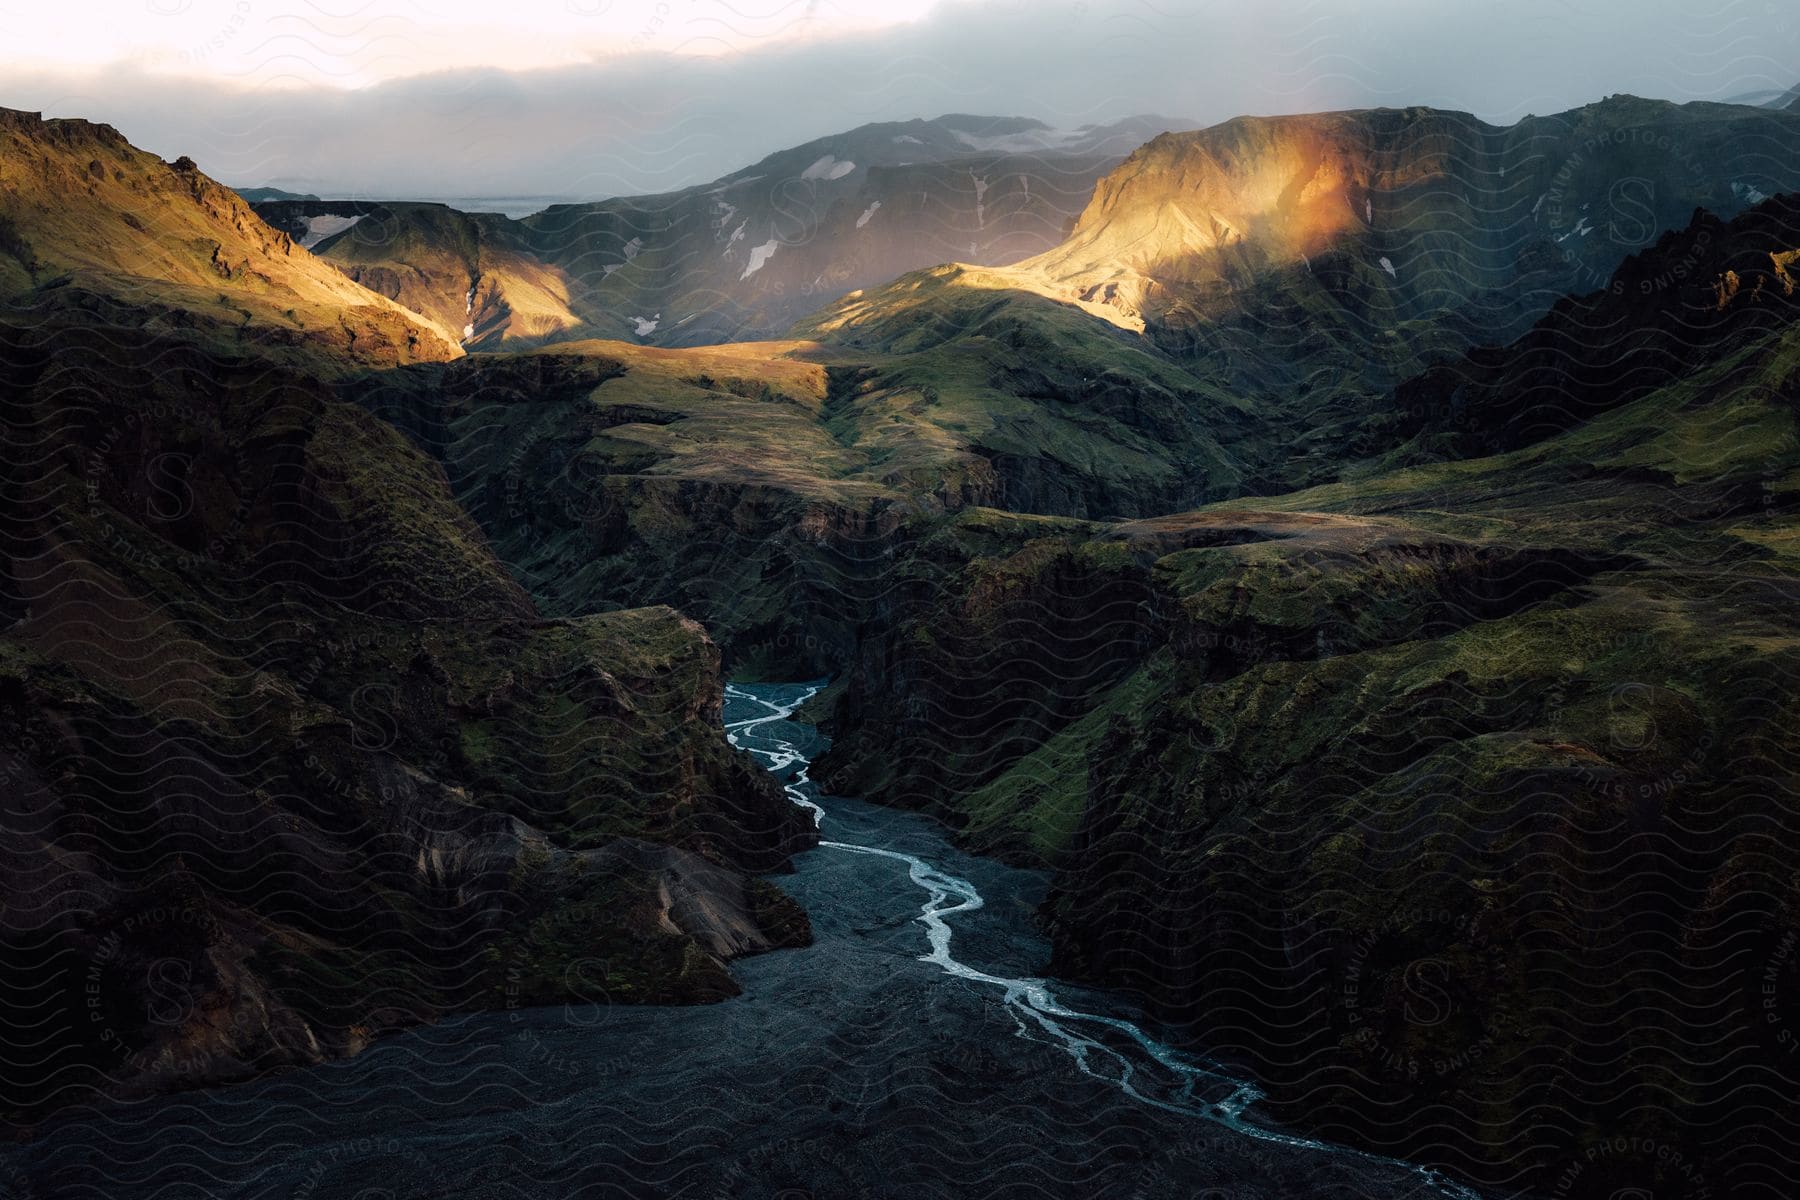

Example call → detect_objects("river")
4 682 1480 1199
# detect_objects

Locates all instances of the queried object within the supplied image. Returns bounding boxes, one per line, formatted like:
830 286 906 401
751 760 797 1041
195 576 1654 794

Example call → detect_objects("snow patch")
856 200 881 229
741 238 779 279
971 171 989 227
1365 198 1373 224
603 236 645 277
800 155 856 182
632 314 660 336
893 134 923 145
1555 217 1594 243
1733 180 1770 205
1378 256 1397 278
298 214 363 250
950 126 1078 154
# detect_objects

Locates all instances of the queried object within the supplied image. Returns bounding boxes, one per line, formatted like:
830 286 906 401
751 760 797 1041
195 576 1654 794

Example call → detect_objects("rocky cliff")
0 296 812 1115
809 191 1800 1197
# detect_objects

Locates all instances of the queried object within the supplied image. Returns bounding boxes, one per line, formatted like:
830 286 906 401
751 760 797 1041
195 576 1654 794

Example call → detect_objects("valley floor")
1 688 1462 1200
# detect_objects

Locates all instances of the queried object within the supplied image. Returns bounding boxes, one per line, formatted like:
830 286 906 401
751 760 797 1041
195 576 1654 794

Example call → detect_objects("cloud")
2 0 1795 205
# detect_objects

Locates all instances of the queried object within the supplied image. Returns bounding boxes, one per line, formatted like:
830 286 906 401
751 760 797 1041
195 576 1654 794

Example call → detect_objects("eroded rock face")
344 346 967 678
0 309 813 1114
803 484 1800 1196
1398 192 1800 456
812 508 1621 856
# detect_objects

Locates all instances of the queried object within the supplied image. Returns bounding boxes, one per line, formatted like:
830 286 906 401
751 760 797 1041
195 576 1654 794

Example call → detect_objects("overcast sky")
3 0 1795 205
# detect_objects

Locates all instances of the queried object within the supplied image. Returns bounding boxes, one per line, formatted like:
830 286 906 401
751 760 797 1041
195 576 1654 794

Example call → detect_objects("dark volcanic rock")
0 307 814 1115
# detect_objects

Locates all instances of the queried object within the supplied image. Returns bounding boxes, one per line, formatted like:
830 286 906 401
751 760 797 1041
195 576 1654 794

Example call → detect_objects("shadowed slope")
0 295 810 1116
809 190 1800 1199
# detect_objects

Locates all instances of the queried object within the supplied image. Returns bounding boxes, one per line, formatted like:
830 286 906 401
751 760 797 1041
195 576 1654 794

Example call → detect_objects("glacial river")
725 682 1483 1200
4 682 1481 1199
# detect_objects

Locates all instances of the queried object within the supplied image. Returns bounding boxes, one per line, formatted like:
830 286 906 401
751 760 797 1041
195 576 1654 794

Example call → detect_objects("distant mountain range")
250 113 1186 349
232 185 320 203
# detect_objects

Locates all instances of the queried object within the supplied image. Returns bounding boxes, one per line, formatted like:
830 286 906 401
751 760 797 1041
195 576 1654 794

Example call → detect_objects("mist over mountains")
12 0 1798 199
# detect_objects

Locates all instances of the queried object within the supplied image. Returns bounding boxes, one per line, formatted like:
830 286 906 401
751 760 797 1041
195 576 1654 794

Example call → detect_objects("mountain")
817 98 1800 336
253 113 1183 350
812 191 1800 1196
0 108 461 369
327 103 1800 1198
232 186 320 203
255 200 585 349
803 96 1800 493
520 113 1184 346
0 117 814 1114
1022 99 1798 331
340 98 1800 671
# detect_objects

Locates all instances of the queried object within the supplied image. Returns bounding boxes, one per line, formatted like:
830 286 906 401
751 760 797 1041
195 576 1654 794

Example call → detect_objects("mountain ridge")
0 107 463 369
812 95 1800 340
254 112 1188 349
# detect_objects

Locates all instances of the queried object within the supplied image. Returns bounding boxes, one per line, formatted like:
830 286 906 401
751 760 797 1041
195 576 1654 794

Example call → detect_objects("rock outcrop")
0 298 813 1116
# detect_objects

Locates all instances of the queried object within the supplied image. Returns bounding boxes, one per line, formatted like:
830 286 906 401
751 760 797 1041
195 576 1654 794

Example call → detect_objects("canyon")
5 89 1800 1198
